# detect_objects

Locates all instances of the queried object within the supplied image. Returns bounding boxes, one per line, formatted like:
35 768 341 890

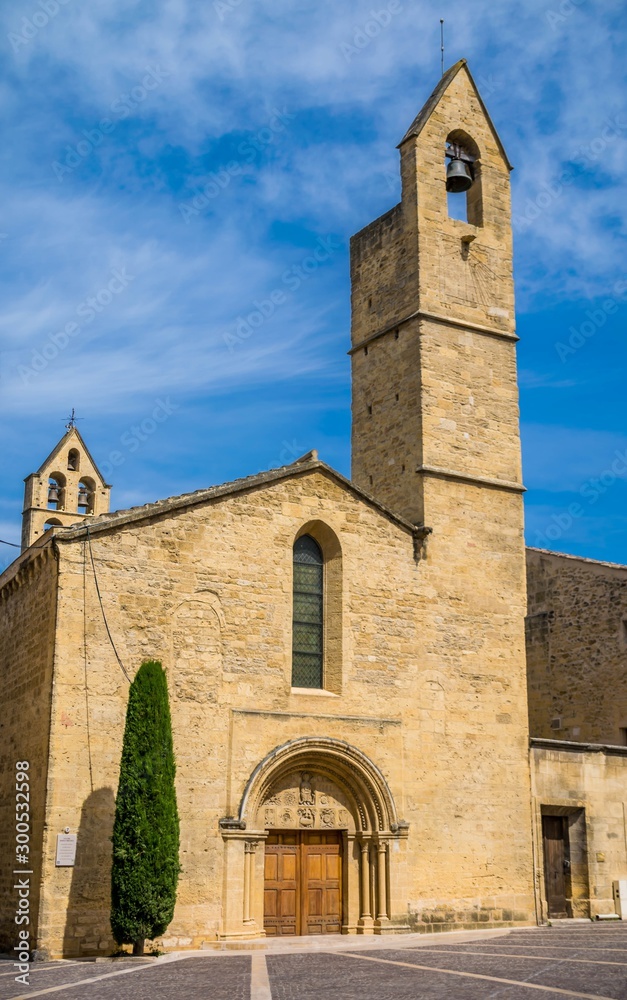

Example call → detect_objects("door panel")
264 853 278 881
301 834 342 935
543 814 569 918
283 853 297 881
280 889 297 917
264 889 277 917
264 831 342 936
263 834 299 936
326 854 340 880
306 854 323 880
307 887 323 916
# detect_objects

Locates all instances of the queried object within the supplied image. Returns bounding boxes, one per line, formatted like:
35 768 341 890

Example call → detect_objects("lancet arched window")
292 535 324 688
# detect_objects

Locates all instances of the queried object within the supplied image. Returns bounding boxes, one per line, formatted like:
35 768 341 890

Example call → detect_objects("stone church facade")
1 61 627 958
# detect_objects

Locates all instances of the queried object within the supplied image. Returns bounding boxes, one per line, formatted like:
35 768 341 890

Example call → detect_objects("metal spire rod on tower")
440 19 444 78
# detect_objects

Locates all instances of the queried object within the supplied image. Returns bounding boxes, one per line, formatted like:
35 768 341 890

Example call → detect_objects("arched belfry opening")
445 129 483 227
78 477 96 514
219 738 408 940
47 473 66 511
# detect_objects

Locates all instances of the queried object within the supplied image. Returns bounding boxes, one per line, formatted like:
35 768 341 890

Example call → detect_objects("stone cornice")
416 465 525 494
0 542 56 602
232 708 402 725
348 308 518 356
530 737 627 758
526 547 627 572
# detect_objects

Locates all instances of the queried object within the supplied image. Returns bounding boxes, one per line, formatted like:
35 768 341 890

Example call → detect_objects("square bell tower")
349 61 535 926
350 59 522 527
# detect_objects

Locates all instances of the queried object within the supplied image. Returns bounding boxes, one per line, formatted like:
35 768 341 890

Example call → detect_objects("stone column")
243 841 257 925
357 837 374 932
361 842 371 917
376 840 389 927
344 832 359 934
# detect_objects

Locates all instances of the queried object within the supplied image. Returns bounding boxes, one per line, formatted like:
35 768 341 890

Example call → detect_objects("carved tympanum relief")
257 771 354 831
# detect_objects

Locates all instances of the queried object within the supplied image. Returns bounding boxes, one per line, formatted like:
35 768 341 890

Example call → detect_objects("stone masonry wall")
0 546 58 954
19 466 537 956
531 742 627 920
526 548 627 744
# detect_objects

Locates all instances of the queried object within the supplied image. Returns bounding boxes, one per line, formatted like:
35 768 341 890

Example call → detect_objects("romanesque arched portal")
219 738 408 939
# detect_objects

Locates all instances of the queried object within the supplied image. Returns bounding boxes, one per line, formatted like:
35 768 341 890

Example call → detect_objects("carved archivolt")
237 737 405 836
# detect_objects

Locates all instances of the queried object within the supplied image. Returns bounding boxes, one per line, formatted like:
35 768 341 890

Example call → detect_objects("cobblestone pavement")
0 956 251 1000
1 925 627 999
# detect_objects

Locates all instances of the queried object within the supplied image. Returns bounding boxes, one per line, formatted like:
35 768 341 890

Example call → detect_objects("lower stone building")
526 547 627 923
1 60 626 958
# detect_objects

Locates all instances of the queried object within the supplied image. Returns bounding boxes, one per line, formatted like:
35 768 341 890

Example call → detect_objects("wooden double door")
264 831 342 936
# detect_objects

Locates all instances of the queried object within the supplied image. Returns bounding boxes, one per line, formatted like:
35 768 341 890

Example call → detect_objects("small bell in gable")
446 156 473 193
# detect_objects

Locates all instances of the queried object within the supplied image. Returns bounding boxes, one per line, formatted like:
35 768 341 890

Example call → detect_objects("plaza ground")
1 923 627 999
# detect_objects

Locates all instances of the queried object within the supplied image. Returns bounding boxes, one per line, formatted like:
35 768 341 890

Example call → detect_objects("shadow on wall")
62 787 116 957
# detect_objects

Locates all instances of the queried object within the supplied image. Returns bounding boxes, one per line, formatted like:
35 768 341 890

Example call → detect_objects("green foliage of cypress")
110 659 180 953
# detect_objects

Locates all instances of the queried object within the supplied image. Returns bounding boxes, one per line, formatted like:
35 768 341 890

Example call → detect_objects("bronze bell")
446 157 473 193
78 486 90 506
47 484 60 504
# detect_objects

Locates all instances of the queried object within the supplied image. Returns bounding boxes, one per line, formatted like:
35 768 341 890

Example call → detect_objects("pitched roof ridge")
51 459 422 540
32 426 110 486
398 59 467 147
397 59 513 170
80 462 304 526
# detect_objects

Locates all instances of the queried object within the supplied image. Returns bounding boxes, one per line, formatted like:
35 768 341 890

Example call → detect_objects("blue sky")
1 0 626 571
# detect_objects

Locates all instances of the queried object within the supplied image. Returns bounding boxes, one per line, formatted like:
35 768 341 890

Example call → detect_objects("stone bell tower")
350 59 522 525
21 425 111 550
350 62 535 922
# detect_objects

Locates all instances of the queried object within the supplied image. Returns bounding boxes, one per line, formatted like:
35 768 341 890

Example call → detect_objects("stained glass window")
292 535 323 688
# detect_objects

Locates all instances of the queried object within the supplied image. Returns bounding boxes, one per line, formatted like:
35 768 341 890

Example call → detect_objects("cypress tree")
110 659 180 955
